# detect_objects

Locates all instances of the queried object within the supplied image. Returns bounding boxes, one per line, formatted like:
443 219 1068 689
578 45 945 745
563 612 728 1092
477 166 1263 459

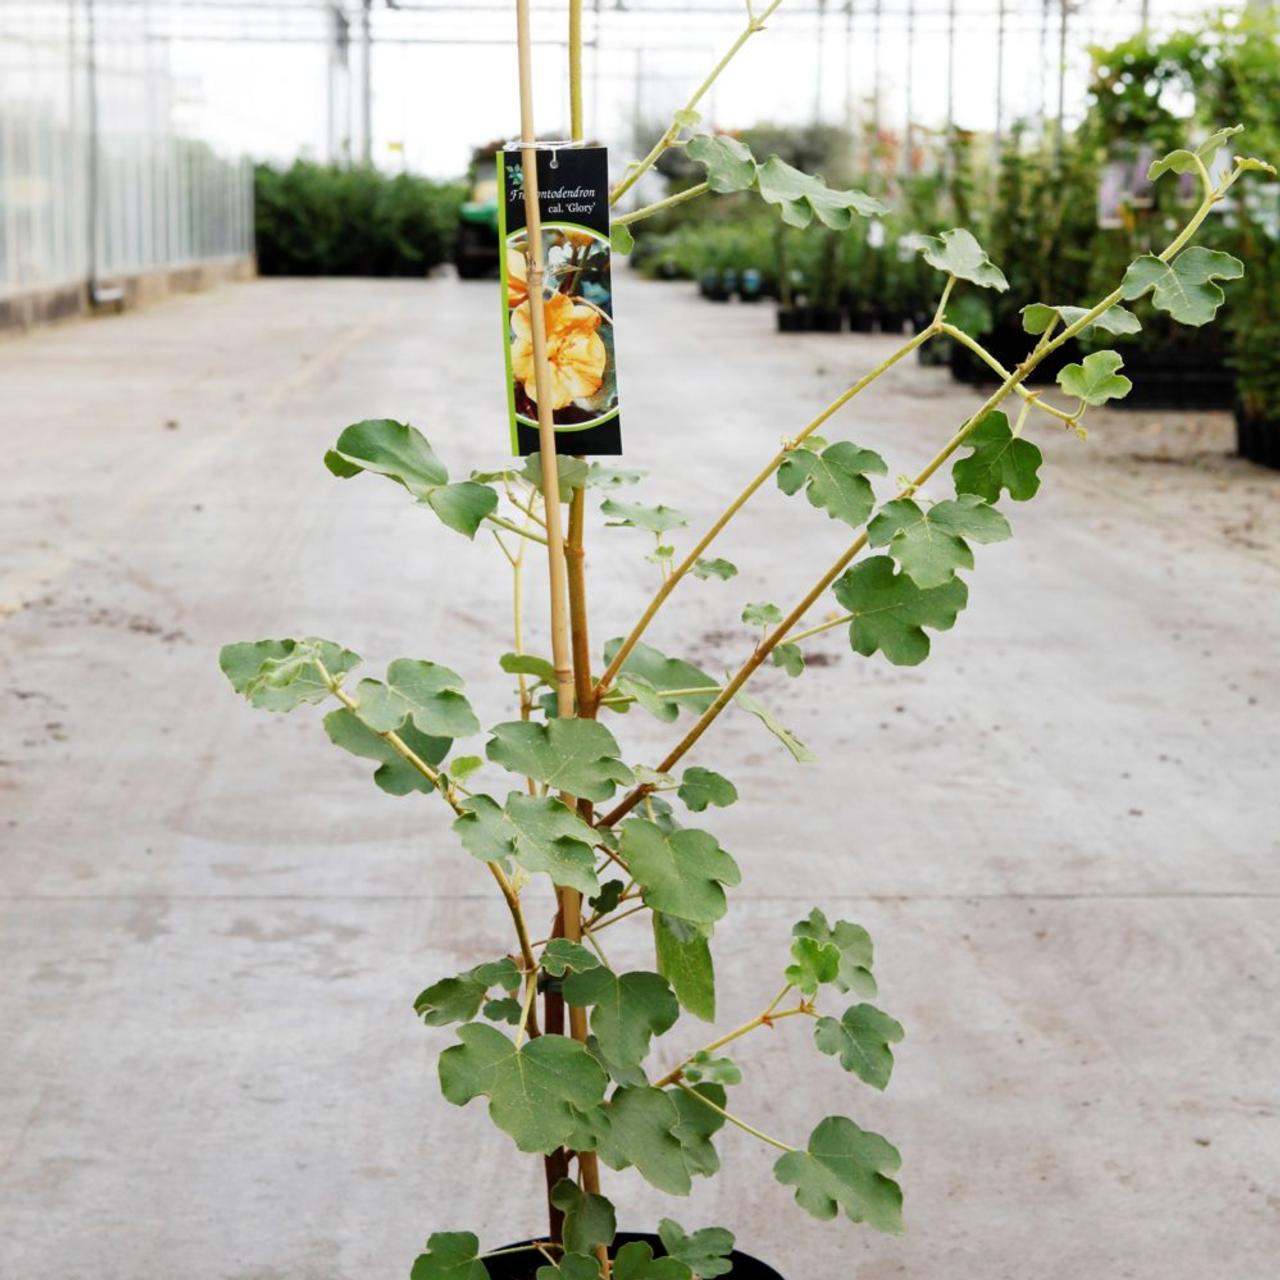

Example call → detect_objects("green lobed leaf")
601 498 690 534
1020 301 1142 339
324 419 497 537
219 637 361 712
951 411 1043 503
453 792 601 895
813 1004 904 1090
541 937 601 977
682 1051 741 1087
499 652 558 684
793 909 876 995
741 601 783 628
786 936 840 994
611 223 635 255
592 1085 693 1195
521 454 591 499
438 1024 608 1154
353 659 480 739
756 156 885 228
1119 247 1244 327
776 441 887 528
772 642 805 677
915 228 1008 291
564 968 680 1079
687 132 759 193
1148 124 1243 180
669 1082 727 1178
833 556 967 667
409 1231 488 1280
550 1179 617 1257
585 463 646 489
590 880 626 917
676 767 738 813
867 494 1011 589
322 707 450 795
414 956 520 1027
1056 350 1132 406
486 719 634 803
773 1115 904 1233
733 689 817 763
483 997 523 1025
614 1241 693 1280
536 1255 599 1280
691 556 738 581
657 1219 735 1279
622 818 741 927
654 913 716 1022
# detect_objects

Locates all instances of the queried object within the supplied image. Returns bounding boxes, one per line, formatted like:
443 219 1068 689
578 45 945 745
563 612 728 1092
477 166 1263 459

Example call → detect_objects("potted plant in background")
218 2 1268 1274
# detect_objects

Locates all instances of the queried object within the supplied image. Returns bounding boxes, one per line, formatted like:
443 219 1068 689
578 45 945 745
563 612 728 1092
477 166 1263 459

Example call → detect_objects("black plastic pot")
776 305 814 332
876 308 910 335
947 320 1073 386
739 268 764 302
810 306 844 332
1235 402 1280 470
1111 344 1235 410
846 305 875 333
482 1234 785 1279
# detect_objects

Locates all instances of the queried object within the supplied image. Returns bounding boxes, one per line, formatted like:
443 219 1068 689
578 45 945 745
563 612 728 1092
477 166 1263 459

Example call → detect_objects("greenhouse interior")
2 3 1277 1280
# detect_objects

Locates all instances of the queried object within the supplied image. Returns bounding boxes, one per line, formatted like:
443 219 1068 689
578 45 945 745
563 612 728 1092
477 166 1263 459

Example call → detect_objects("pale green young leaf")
446 755 484 782
322 708 450 795
585 463 646 488
786 936 840 994
452 793 601 895
657 1219 735 1279
867 494 1011 589
438 1025 608 1154
601 498 690 534
756 156 885 228
550 1179 617 1257
354 659 480 739
486 719 634 802
742 601 783 628
793 909 876 995
691 556 738 581
951 411 1043 503
687 132 758 193
603 639 719 717
611 223 636 255
413 956 520 1027
409 1232 488 1280
1149 124 1243 180
733 689 817 762
1020 302 1142 339
219 637 360 712
676 767 738 813
773 1115 904 1233
1237 156 1277 175
616 673 681 723
542 938 601 977
772 642 805 677
673 107 702 128
682 1051 741 1087
633 764 677 789
564 969 681 1077
776 441 887 528
614 1241 693 1280
814 1004 905 1090
915 228 1008 291
621 818 741 927
1056 350 1132 406
654 913 716 1022
1119 247 1245 326
833 556 967 667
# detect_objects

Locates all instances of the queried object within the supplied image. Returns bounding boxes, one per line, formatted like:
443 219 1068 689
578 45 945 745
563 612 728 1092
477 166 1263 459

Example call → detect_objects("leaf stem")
488 513 549 546
609 0 785 206
675 1081 796 1153
613 181 711 228
939 324 1078 427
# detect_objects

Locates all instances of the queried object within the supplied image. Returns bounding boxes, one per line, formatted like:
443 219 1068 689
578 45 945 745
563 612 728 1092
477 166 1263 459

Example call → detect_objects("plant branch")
609 0 785 206
939 324 1079 427
591 326 932 708
613 181 711 228
488 513 549 546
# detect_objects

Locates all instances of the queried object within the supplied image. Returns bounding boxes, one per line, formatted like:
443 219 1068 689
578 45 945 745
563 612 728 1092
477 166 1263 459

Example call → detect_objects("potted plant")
218 4 1266 1275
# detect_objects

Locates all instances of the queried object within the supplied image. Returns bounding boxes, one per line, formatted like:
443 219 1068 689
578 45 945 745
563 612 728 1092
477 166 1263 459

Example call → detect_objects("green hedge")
254 161 465 276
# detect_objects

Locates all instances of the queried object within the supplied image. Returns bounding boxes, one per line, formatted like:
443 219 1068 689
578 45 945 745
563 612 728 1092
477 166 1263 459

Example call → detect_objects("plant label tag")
498 143 623 456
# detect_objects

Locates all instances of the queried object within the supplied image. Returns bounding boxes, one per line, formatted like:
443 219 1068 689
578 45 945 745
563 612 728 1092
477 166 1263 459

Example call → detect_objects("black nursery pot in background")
482 1234 786 1280
1235 401 1280 470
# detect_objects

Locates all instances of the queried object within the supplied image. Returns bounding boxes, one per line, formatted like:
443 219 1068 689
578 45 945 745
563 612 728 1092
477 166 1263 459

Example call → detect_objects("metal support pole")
1055 0 1068 168
994 0 1005 167
360 0 373 166
902 0 914 177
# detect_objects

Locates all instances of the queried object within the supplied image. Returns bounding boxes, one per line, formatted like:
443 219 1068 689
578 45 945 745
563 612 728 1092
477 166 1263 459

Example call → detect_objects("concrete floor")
2 272 1278 1280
